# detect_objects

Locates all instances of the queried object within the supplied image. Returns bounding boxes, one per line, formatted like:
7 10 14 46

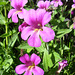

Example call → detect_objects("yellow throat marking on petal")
15 11 22 14
34 28 43 32
28 63 35 70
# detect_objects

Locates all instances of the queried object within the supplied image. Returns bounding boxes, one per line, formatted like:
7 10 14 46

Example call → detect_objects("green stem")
5 24 8 46
4 5 8 46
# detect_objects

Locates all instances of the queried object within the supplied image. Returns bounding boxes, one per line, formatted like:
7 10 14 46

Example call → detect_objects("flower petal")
18 22 27 32
24 70 32 75
24 9 37 26
12 13 18 23
54 3 59 7
37 1 45 9
30 53 41 65
28 31 41 47
42 12 51 26
59 1 63 6
18 11 24 19
18 9 27 19
32 66 44 75
8 9 16 18
19 54 30 63
73 0 75 3
40 27 55 42
36 9 46 25
11 0 17 8
72 4 75 8
21 26 33 41
22 0 28 7
45 1 50 9
15 64 27 74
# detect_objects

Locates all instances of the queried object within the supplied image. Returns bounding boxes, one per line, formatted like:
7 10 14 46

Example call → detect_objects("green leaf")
0 2 7 5
0 14 6 25
2 58 13 70
35 43 45 52
56 29 72 38
63 44 70 50
18 41 33 49
49 51 62 63
0 33 12 38
43 50 53 72
27 48 33 53
9 33 18 47
57 29 72 34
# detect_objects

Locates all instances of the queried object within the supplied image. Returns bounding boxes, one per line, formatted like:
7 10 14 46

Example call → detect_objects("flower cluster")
8 0 68 75
51 0 63 7
8 0 56 47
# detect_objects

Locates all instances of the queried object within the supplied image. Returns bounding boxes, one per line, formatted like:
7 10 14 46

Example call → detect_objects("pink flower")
8 0 28 23
51 0 63 7
18 22 28 32
21 9 55 47
72 0 75 8
73 22 75 29
37 1 50 10
15 53 44 75
57 60 68 73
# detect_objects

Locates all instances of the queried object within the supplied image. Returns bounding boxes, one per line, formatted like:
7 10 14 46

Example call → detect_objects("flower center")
34 24 43 32
28 63 35 70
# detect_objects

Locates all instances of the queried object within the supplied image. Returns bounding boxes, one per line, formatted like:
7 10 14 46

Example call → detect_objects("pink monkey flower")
72 0 75 8
15 53 44 75
51 0 63 7
37 1 50 10
18 22 28 32
8 0 28 23
57 60 68 73
21 9 55 47
73 22 75 29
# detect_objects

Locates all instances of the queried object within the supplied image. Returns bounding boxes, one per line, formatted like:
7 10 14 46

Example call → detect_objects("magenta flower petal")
19 54 30 63
54 3 59 7
12 13 18 23
42 12 51 26
30 53 41 65
37 1 50 9
72 4 75 8
22 0 28 7
24 9 36 26
40 27 55 42
37 1 45 9
18 22 27 32
73 0 75 3
24 71 32 75
51 0 63 7
57 60 68 73
45 1 51 9
28 32 41 47
21 27 33 40
8 9 16 18
51 1 54 5
11 0 17 8
32 66 44 75
18 12 24 19
36 9 46 25
59 1 63 6
15 64 27 74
